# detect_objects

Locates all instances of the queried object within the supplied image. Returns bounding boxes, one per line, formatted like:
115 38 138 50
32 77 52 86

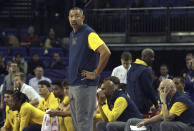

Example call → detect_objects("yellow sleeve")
13 113 20 131
169 102 188 116
4 106 11 128
102 97 128 122
63 96 69 105
95 113 102 119
20 105 32 131
88 32 104 51
37 99 44 111
98 105 108 121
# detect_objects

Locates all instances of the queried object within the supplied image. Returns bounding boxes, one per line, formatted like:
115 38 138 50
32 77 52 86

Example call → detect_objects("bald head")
141 48 154 66
101 80 115 90
101 80 115 97
160 79 176 88
159 79 176 96
141 48 154 57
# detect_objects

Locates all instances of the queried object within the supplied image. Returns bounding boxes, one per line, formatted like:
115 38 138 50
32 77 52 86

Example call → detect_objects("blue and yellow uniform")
126 59 158 114
19 102 45 131
69 24 104 86
99 90 142 122
38 92 59 111
58 96 74 131
4 106 19 131
168 91 194 124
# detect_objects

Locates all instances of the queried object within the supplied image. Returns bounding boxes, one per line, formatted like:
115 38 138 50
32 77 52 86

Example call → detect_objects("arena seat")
0 47 9 56
44 69 67 80
42 56 51 68
11 47 27 56
48 48 65 57
21 28 28 36
5 56 12 62
4 28 17 36
29 47 44 57
100 71 112 82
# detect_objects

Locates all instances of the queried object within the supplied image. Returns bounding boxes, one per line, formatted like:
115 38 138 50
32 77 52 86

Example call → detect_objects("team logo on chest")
72 37 77 45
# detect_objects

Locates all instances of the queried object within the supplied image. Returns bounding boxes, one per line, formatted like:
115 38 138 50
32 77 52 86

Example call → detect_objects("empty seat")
40 36 46 43
44 69 67 80
64 49 69 57
144 0 153 7
42 57 51 68
48 48 65 57
100 71 112 82
26 74 34 84
5 56 13 62
21 29 28 36
170 0 189 17
172 0 189 7
0 47 9 56
61 57 69 66
29 47 44 57
24 56 31 62
12 47 27 57
4 28 17 36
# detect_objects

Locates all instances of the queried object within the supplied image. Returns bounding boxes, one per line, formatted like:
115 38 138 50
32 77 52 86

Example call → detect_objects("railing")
1 6 194 43
85 6 194 42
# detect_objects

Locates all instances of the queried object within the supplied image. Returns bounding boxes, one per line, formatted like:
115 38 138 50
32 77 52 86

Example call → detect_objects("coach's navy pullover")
68 24 99 86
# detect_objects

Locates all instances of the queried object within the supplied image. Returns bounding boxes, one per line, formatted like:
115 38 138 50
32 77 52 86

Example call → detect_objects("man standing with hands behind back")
68 7 111 131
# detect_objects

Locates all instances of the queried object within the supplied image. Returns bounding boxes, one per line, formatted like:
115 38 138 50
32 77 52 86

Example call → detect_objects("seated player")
9 91 45 131
1 90 19 131
47 80 74 131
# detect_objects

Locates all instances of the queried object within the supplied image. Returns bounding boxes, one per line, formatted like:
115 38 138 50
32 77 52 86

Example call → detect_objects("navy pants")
23 124 41 131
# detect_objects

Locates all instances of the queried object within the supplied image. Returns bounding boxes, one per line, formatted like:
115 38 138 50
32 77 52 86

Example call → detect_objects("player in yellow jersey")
1 90 19 131
37 80 58 111
9 91 45 131
48 80 74 131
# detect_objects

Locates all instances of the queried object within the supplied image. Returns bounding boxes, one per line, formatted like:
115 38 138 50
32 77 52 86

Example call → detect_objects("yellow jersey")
38 92 59 111
4 106 19 131
19 102 45 131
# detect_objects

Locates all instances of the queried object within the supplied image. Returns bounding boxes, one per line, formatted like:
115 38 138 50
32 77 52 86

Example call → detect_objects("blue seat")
26 75 34 84
64 49 69 57
21 29 28 36
42 57 51 68
150 0 160 7
144 0 153 7
171 9 186 17
187 9 194 16
160 0 170 7
61 57 69 66
24 56 31 62
100 71 112 82
12 47 27 57
44 69 67 80
4 28 17 36
152 9 166 18
29 47 44 57
40 36 46 43
0 47 9 56
31 41 41 47
5 56 13 62
170 0 189 17
48 48 65 57
173 0 189 6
